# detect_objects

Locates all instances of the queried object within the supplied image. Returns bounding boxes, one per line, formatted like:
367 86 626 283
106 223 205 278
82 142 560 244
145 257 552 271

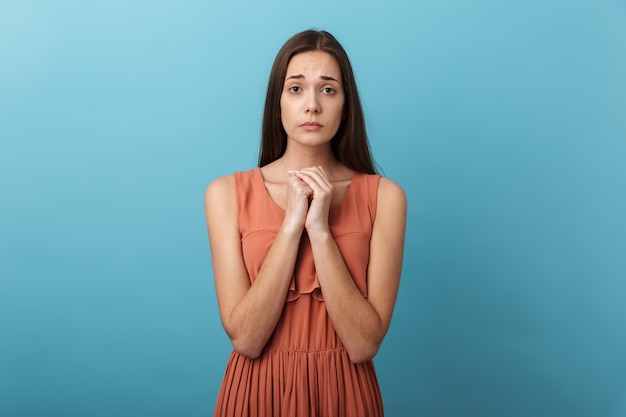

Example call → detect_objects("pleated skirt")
213 295 384 417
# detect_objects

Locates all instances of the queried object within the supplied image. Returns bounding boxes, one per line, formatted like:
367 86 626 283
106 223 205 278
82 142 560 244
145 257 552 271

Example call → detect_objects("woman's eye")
288 86 301 93
322 87 336 95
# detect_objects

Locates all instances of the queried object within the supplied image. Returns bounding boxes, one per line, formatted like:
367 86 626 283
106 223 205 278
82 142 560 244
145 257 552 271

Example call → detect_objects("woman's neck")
279 142 338 171
266 142 351 182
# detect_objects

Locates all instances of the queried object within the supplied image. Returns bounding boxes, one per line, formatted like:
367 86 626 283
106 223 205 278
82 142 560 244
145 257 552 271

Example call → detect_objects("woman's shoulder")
206 168 259 195
376 176 407 208
357 172 405 200
367 176 406 234
204 168 262 208
205 173 235 200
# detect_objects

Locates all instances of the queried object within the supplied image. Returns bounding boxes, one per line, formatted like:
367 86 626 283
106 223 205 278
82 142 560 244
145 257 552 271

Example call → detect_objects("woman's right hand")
282 170 312 233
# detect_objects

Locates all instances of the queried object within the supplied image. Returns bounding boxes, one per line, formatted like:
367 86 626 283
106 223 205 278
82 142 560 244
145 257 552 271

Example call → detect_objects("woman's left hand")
290 167 333 235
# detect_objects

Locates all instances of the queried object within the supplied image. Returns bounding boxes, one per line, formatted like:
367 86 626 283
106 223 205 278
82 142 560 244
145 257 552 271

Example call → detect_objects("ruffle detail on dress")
286 231 372 302
286 274 323 302
243 230 371 302
287 236 323 302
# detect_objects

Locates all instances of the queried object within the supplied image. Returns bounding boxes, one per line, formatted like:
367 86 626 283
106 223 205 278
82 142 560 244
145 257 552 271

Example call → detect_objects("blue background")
1 1 625 416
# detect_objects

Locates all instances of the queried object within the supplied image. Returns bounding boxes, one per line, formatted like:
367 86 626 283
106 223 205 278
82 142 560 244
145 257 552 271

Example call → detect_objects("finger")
292 169 332 194
298 166 330 185
287 173 313 197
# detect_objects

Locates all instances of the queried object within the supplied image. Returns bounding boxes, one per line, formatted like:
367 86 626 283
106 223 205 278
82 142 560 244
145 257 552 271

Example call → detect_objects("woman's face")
280 51 345 148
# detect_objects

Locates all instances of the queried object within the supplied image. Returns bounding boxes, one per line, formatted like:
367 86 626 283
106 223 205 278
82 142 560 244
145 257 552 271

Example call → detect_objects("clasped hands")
283 166 333 236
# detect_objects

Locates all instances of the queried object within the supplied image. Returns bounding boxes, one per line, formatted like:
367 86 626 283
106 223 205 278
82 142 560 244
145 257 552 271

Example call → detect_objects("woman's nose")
305 93 320 113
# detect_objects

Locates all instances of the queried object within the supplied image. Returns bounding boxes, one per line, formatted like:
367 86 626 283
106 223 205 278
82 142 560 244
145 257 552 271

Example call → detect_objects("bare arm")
204 174 311 358
293 169 407 363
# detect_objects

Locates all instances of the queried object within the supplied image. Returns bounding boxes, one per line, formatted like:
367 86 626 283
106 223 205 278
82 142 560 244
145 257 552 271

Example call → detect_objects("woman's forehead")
285 51 341 80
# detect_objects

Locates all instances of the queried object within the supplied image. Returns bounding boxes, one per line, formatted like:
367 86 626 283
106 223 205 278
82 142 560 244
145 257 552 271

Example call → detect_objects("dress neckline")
254 167 358 213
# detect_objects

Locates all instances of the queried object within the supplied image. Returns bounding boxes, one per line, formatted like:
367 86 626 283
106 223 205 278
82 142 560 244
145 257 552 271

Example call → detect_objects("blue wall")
1 1 625 416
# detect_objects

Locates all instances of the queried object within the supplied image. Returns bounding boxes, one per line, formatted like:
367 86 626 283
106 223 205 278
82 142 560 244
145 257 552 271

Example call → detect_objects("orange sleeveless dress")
213 167 384 417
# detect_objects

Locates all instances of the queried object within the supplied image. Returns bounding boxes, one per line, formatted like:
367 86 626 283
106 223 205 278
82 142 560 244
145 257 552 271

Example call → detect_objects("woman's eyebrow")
285 74 340 83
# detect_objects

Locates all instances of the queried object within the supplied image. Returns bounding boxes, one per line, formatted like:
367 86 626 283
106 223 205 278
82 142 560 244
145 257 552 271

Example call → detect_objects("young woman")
205 30 406 417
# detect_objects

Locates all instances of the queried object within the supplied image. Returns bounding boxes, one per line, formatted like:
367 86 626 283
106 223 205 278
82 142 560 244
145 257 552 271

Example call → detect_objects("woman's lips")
300 122 323 131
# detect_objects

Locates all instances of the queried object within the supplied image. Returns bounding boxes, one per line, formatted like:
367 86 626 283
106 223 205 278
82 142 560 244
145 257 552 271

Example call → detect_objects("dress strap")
366 174 382 225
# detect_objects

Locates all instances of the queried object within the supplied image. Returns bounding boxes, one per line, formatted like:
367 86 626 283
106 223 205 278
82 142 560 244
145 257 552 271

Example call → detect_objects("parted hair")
258 30 377 174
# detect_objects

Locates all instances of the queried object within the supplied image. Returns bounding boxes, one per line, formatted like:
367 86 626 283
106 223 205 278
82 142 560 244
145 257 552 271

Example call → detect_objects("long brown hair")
258 30 377 174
